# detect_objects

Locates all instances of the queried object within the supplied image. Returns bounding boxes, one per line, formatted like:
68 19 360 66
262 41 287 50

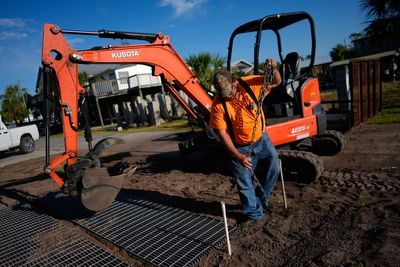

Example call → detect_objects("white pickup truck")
0 116 40 154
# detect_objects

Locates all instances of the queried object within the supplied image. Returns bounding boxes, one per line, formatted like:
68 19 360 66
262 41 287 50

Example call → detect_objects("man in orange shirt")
210 59 281 224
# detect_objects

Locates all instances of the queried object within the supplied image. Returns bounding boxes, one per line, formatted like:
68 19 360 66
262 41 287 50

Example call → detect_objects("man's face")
215 79 237 99
221 81 237 99
229 81 238 98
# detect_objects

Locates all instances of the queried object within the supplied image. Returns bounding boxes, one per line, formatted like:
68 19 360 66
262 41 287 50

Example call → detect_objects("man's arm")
271 68 282 88
216 128 252 170
266 58 282 88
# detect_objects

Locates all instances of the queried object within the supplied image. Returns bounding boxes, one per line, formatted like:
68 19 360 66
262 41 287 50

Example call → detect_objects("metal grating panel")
43 193 237 267
0 203 129 267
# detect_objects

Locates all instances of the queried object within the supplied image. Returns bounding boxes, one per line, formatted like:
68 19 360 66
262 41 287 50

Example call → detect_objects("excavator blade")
80 167 124 212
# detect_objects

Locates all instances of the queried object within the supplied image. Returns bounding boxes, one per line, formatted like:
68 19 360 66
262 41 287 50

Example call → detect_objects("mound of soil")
0 124 399 266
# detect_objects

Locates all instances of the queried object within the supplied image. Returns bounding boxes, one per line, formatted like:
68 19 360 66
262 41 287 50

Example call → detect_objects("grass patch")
370 107 400 124
90 118 192 136
370 81 400 124
382 81 400 109
47 118 192 138
320 89 338 102
320 89 338 110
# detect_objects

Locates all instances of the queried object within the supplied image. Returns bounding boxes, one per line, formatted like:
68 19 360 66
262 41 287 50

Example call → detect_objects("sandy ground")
0 124 399 266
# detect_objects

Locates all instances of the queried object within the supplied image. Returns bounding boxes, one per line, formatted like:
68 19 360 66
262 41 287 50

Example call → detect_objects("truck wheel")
20 136 35 154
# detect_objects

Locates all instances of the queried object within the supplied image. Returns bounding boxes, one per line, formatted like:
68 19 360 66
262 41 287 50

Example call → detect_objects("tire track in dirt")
273 169 400 266
316 170 400 193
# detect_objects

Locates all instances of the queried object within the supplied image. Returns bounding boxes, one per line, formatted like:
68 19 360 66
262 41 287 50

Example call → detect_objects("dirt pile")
0 124 399 266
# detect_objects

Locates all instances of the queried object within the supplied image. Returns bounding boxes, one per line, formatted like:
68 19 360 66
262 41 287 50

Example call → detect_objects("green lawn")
320 89 338 111
90 118 192 136
49 118 192 138
370 81 400 124
320 89 338 102
320 81 400 124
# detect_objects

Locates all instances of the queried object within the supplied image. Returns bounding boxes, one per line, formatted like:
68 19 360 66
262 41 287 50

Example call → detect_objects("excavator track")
278 150 324 183
312 130 346 156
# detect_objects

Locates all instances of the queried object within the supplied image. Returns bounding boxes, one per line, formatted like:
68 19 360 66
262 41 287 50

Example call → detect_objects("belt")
235 134 263 148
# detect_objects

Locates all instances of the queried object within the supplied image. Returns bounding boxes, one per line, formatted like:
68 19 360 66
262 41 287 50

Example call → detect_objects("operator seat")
281 52 301 98
264 52 302 119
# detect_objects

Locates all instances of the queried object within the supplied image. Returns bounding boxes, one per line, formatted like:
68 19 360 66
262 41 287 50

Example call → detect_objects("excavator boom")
42 24 213 211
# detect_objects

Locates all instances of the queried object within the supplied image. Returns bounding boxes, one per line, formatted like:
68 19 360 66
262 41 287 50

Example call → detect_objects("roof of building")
231 59 253 72
330 50 397 67
300 55 332 68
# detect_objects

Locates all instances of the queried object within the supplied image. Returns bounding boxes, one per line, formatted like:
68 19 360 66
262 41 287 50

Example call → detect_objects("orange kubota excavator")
41 12 344 212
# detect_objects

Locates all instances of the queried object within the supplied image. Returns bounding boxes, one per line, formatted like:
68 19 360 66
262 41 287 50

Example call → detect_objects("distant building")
63 62 193 129
231 59 253 74
85 64 162 98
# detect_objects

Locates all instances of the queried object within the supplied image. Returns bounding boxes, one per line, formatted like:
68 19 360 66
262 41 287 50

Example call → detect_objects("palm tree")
359 0 400 43
186 52 226 89
360 0 399 20
211 54 225 72
0 84 29 124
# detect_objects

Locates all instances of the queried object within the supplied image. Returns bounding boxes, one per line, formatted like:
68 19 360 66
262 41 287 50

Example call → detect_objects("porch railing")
90 73 162 97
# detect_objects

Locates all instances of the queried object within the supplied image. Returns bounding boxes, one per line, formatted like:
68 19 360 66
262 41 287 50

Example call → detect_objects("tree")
212 54 225 72
349 32 364 42
359 0 400 42
78 71 89 87
348 32 365 48
186 52 226 89
299 55 312 61
360 0 400 20
330 43 350 62
0 84 29 124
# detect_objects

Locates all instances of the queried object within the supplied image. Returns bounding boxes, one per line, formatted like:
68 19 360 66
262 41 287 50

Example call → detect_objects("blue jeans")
231 132 279 220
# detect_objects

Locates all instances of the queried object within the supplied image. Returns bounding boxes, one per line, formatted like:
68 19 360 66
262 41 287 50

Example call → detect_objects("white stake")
221 202 232 256
279 159 288 209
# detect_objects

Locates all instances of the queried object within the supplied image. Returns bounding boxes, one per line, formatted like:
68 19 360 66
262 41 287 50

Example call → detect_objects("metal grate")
0 203 130 267
43 193 237 267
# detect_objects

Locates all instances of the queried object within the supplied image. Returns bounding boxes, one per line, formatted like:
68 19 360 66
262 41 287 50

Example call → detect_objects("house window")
118 71 129 84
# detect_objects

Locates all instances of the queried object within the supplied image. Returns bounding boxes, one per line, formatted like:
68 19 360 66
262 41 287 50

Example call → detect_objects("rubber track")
278 150 324 182
313 130 346 155
324 130 346 151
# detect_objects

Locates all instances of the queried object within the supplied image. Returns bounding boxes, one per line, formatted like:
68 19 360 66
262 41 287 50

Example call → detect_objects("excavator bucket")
81 167 124 211
74 137 128 211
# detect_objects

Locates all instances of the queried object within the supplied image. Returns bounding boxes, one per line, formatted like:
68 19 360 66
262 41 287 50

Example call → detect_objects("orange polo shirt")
209 75 271 146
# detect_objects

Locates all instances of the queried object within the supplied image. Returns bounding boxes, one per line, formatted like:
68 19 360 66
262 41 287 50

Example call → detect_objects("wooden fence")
350 59 381 126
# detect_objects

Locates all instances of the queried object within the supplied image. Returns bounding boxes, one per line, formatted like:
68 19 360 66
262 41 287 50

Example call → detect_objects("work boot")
238 214 262 227
262 201 273 214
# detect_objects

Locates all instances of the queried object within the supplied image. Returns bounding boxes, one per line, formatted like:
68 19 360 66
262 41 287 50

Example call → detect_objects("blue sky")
1 0 367 96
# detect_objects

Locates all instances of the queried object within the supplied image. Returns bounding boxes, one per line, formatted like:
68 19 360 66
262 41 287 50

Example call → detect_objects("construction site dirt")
0 123 399 266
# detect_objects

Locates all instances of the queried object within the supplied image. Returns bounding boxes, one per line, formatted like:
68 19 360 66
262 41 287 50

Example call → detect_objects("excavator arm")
41 24 213 211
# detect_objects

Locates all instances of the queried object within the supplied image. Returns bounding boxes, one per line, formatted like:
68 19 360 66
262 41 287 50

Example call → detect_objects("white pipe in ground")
221 202 232 256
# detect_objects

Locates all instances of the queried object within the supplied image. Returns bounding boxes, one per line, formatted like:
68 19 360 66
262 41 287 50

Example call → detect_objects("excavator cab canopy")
227 11 316 74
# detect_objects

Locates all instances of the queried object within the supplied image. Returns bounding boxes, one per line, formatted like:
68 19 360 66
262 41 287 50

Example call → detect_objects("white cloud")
0 31 28 40
66 37 85 46
0 18 35 40
0 18 30 28
159 0 207 17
